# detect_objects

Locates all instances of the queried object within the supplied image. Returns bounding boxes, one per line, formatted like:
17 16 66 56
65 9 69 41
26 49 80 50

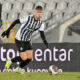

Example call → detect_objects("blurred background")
0 0 80 74
0 0 80 43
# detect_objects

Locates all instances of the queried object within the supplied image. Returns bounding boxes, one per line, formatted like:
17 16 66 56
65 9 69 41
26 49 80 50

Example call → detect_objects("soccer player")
1 6 48 74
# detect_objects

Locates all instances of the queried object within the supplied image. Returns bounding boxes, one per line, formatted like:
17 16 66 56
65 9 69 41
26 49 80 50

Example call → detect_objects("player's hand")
1 30 10 38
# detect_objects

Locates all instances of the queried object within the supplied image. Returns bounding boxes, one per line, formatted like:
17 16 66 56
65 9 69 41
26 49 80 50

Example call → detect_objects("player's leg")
18 42 33 68
15 42 33 74
5 59 12 71
5 39 25 72
5 52 24 72
19 50 33 68
26 50 33 60
14 51 28 74
14 50 33 74
20 51 28 60
5 49 28 73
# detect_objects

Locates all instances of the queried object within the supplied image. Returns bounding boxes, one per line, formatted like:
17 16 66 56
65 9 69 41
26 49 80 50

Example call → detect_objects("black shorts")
15 39 33 52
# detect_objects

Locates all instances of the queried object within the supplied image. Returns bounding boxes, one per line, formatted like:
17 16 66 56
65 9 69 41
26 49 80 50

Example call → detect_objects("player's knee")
29 56 33 60
22 57 27 61
27 54 33 60
26 50 33 60
20 52 27 60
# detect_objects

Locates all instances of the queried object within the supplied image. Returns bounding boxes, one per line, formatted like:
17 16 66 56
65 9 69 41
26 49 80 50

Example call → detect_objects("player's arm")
39 23 48 48
39 31 48 48
1 19 20 38
1 16 29 38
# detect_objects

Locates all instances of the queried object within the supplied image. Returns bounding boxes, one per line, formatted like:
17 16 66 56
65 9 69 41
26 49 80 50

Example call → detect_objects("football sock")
11 56 23 63
19 59 31 68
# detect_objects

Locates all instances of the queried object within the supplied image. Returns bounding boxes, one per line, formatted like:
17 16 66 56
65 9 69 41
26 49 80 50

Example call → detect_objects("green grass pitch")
0 72 80 80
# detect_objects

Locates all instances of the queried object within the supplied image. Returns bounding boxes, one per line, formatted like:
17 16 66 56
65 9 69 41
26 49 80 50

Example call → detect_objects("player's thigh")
25 41 33 59
26 50 33 60
15 39 28 60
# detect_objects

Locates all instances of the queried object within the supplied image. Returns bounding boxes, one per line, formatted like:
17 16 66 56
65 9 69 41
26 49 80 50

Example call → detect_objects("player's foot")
5 59 12 72
14 68 24 74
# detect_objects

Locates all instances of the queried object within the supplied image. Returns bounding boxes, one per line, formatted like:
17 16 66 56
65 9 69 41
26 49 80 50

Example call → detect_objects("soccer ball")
48 65 59 75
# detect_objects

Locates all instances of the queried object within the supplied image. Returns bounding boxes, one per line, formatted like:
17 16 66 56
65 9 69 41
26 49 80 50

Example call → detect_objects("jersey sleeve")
19 16 29 24
39 23 45 31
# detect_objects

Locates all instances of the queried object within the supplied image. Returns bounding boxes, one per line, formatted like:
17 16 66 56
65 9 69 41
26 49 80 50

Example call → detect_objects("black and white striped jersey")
15 14 44 41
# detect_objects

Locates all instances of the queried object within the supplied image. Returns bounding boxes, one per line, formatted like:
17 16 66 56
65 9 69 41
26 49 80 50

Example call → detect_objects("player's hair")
35 5 43 10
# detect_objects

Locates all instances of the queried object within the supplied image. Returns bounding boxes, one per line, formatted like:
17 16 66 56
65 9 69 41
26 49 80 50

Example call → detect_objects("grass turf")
0 72 80 80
